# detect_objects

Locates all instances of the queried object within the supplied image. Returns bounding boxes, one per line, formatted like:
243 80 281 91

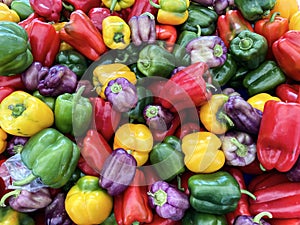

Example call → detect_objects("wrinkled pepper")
0 3 20 22
65 175 113 224
0 206 35 225
29 0 62 22
182 209 227 225
102 0 135 12
0 91 54 137
247 93 281 112
88 7 121 31
155 24 177 51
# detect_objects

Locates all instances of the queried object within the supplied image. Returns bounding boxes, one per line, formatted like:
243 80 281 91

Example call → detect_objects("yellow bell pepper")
0 91 54 137
113 123 153 166
52 22 73 51
0 128 7 154
199 94 234 135
0 3 20 23
289 11 300 30
102 16 131 49
102 0 135 12
247 93 281 112
181 131 225 173
65 175 113 225
93 63 137 99
269 0 298 21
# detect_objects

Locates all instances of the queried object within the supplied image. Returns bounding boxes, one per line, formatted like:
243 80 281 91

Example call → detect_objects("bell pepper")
102 0 135 12
0 128 7 154
63 0 100 13
255 12 289 60
0 206 35 225
0 3 20 22
247 93 281 112
65 175 113 224
257 100 300 172
228 66 249 89
0 91 54 137
149 0 189 25
127 0 158 20
6 136 29 156
230 30 268 70
180 2 218 36
113 123 153 166
269 0 298 21
93 63 137 99
150 135 185 181
272 30 300 81
10 0 33 21
182 209 227 225
234 0 276 22
0 86 14 103
234 212 272 225
289 11 300 30
55 49 88 77
88 7 122 31
175 122 201 139
182 131 225 173
242 60 286 96
275 83 300 103
54 86 92 137
199 94 234 135
59 10 107 61
145 213 181 225
30 0 62 22
0 21 33 76
77 155 99 176
0 74 26 90
102 16 131 50
32 90 55 111
113 169 153 225
155 24 177 52
137 44 176 77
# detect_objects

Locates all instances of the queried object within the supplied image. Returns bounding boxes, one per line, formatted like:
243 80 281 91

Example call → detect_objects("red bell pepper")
272 30 300 81
18 12 45 29
174 122 201 139
63 0 100 14
0 87 14 103
257 99 300 172
89 97 122 141
88 7 121 31
254 12 289 59
77 155 99 176
59 10 107 61
29 0 62 22
114 169 153 225
145 213 181 225
0 74 26 90
217 10 254 48
127 0 158 21
156 24 177 52
238 158 264 175
25 19 60 67
276 83 300 103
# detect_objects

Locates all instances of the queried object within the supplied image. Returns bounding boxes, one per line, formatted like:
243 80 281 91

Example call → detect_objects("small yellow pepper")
102 0 135 12
269 0 298 21
93 63 137 99
181 131 225 173
247 93 281 112
113 123 153 166
0 3 20 23
0 128 7 154
0 91 54 137
289 11 300 30
102 16 131 49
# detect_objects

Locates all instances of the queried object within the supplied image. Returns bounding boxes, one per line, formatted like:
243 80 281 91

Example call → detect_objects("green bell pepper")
0 206 35 225
10 0 33 20
129 63 146 81
100 213 117 225
150 135 185 181
14 128 80 189
188 171 241 215
55 49 88 77
33 90 56 110
210 54 237 87
230 30 268 70
243 60 286 96
172 44 191 67
180 2 218 36
0 21 33 76
228 66 249 89
54 86 92 137
234 0 276 22
182 209 227 225
176 28 201 47
137 44 176 78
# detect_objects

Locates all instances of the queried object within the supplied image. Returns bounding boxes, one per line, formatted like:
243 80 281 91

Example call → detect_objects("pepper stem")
132 222 140 225
145 105 159 118
253 212 273 224
8 104 26 118
230 137 247 157
217 111 235 128
177 175 185 192
109 0 118 12
196 25 201 37
241 189 256 200
239 37 254 50
62 1 74 11
110 82 123 94
140 12 155 20
0 189 21 207
213 44 223 58
113 32 125 44
147 189 167 206
12 173 37 186
269 12 280 23
149 0 161 9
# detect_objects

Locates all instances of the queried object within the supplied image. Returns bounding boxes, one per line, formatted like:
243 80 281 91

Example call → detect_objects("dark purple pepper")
99 148 137 196
6 136 29 156
143 105 174 131
38 64 78 97
223 95 263 135
234 212 272 225
148 181 190 221
21 62 49 91
214 0 234 15
221 131 256 166
76 79 97 97
190 0 213 6
45 193 73 225
104 77 138 112
287 157 300 182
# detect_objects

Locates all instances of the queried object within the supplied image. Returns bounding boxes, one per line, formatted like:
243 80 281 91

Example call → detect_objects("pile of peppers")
1 0 300 224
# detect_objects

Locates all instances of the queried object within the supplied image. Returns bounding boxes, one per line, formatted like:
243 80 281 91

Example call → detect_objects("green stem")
239 37 254 50
110 82 123 94
113 32 125 43
0 189 21 207
241 189 256 200
140 12 155 20
269 12 280 23
147 190 167 206
253 211 272 224
62 1 74 11
177 175 185 192
217 111 235 128
109 0 118 12
213 44 223 58
230 137 247 157
8 104 26 118
145 105 159 118
196 25 201 37
132 222 140 225
149 0 161 9
259 163 266 172
12 173 37 186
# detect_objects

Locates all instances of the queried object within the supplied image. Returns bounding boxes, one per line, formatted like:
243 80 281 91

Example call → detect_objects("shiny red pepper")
88 7 121 31
63 0 100 13
0 87 14 103
29 0 62 22
18 12 45 29
0 74 26 90
156 24 177 52
276 83 300 103
127 0 158 21
77 155 99 176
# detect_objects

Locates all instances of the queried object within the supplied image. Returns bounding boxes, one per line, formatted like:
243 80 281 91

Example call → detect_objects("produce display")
1 0 300 224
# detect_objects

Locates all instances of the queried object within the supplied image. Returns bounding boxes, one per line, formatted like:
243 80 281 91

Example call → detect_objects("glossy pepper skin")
289 11 300 30
269 0 298 22
155 24 177 52
14 128 80 188
126 0 158 20
234 213 272 225
182 208 227 225
102 0 135 12
272 30 300 81
21 61 48 91
0 206 35 225
275 83 300 103
247 93 281 112
32 90 55 110
29 0 61 22
257 100 300 172
0 21 33 76
63 0 100 13
0 3 20 22
230 30 268 70
0 91 54 137
65 175 113 225
188 171 241 215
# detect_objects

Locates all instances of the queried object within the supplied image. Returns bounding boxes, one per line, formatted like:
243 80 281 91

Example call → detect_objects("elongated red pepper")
0 74 26 90
257 99 300 172
156 24 177 52
59 10 107 61
25 19 60 67
29 0 62 22
127 0 158 21
276 83 300 102
63 0 100 13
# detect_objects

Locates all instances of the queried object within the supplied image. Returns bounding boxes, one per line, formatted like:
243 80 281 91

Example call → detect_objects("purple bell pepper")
21 62 49 91
186 36 227 68
221 130 256 166
148 180 190 221
234 212 272 225
214 0 234 14
190 0 213 6
99 148 137 196
6 136 29 156
104 77 138 112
